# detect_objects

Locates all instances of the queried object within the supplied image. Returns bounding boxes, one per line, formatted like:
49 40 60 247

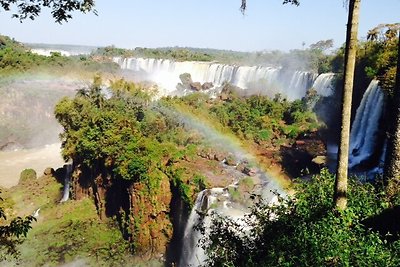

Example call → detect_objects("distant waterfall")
349 80 384 168
60 163 73 203
311 73 335 96
113 57 317 100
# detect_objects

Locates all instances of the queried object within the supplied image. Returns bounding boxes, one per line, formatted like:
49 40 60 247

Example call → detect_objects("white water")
60 163 73 202
311 73 335 96
179 161 282 267
180 187 249 267
349 80 384 168
114 57 317 100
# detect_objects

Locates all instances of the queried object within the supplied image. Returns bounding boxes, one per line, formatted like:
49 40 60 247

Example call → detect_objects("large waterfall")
349 80 385 169
113 57 318 100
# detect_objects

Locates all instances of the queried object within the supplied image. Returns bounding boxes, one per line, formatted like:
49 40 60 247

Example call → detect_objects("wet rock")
225 155 238 166
214 152 226 162
0 141 23 151
190 82 202 91
202 82 214 90
312 155 327 165
236 162 246 172
179 73 192 87
244 166 257 176
44 167 55 176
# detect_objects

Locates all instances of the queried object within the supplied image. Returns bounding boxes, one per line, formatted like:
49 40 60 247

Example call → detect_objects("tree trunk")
384 33 400 187
334 0 361 211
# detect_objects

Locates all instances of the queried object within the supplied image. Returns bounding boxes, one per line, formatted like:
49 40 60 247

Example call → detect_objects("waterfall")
349 80 384 168
180 189 219 266
113 57 317 100
60 163 73 203
179 162 283 267
180 188 245 267
311 73 335 96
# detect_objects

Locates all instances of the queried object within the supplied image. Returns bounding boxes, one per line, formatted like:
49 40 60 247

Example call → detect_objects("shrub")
19 169 37 184
203 169 400 266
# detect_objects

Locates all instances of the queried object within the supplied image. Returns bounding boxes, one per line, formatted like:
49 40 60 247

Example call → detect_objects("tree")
240 0 360 211
334 0 361 211
0 192 35 260
240 0 299 14
309 39 334 51
0 0 96 23
384 32 400 189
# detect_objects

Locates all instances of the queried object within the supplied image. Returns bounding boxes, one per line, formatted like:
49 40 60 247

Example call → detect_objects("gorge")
0 48 391 266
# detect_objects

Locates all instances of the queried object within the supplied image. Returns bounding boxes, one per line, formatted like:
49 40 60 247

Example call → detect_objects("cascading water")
60 163 73 203
113 57 317 100
178 158 282 267
180 188 227 266
349 80 385 168
311 73 335 96
180 174 280 267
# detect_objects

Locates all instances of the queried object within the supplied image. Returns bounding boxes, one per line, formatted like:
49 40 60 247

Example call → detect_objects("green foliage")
19 169 37 184
93 46 214 62
328 24 398 93
168 167 193 207
193 174 208 192
0 0 95 23
0 191 35 261
204 169 400 266
209 93 319 143
358 31 398 94
0 34 119 77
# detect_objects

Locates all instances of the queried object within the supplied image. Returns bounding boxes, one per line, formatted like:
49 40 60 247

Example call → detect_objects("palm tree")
334 0 361 211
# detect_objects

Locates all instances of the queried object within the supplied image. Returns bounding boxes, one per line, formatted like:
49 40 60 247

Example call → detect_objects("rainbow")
154 101 291 197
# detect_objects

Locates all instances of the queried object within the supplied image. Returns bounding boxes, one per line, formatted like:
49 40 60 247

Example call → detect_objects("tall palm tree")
334 0 361 210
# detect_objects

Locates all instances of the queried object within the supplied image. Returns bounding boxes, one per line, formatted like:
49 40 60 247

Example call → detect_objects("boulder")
225 155 238 166
312 155 327 165
214 152 226 162
19 169 37 184
44 167 55 176
236 162 246 172
179 73 193 88
202 82 214 90
243 166 257 176
190 82 202 91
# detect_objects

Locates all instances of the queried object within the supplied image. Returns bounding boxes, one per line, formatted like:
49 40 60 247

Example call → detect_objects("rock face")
70 164 173 258
176 73 193 91
281 131 326 177
176 73 214 92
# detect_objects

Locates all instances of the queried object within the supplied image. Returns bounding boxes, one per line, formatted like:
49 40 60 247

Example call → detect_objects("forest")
0 0 399 266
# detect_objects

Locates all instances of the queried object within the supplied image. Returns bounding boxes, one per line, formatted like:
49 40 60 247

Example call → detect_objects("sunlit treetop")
0 0 96 23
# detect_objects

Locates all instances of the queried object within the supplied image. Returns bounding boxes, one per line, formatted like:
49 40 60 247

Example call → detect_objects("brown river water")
0 143 65 188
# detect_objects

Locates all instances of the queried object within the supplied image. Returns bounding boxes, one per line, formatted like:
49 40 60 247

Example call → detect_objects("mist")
0 76 86 150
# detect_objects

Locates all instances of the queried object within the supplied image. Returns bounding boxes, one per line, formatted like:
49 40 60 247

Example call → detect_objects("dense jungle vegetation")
0 24 398 265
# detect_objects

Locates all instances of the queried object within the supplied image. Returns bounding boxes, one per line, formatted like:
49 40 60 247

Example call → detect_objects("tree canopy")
240 0 299 13
0 0 96 23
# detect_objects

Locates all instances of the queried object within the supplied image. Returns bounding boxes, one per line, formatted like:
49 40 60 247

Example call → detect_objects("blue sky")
0 0 399 51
